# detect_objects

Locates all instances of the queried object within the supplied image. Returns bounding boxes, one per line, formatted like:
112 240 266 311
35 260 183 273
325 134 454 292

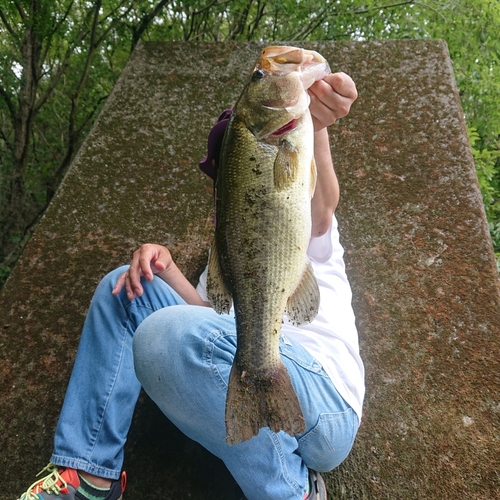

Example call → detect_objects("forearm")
157 261 210 307
308 71 357 237
311 127 339 237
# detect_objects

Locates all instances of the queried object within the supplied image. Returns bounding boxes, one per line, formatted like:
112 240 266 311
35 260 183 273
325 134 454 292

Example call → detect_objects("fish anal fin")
286 260 320 325
274 139 299 191
206 240 232 314
225 361 306 446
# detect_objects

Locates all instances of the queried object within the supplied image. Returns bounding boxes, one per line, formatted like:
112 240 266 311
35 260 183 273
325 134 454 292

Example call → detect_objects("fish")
206 46 330 445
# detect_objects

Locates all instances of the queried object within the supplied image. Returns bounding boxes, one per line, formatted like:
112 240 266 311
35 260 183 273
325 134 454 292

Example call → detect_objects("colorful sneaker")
306 469 327 500
18 463 126 500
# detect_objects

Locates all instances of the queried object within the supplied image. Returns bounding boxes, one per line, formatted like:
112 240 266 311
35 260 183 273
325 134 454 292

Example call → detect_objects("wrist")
156 259 179 281
314 128 331 155
314 127 329 138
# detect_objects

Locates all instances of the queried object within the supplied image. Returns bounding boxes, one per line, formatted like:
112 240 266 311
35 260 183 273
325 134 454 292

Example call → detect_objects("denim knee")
132 305 199 387
297 408 359 472
132 305 236 400
92 265 129 297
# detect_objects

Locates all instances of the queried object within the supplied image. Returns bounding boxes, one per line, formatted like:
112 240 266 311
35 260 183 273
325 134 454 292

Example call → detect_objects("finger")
309 78 352 110
139 252 161 281
128 252 145 297
323 72 358 100
151 257 167 274
111 271 127 295
309 91 332 131
124 271 138 300
144 245 170 277
309 88 344 129
310 82 355 125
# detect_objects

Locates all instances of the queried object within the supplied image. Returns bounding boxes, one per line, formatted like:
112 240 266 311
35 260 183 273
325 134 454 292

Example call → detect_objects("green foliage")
0 0 136 273
468 127 500 219
469 125 500 264
432 1 500 261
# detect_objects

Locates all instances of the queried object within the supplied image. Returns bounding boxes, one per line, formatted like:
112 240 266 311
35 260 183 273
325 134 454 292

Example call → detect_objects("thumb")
151 258 167 273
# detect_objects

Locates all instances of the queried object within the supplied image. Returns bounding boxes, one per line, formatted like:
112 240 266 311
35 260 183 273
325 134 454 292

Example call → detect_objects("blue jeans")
51 266 359 500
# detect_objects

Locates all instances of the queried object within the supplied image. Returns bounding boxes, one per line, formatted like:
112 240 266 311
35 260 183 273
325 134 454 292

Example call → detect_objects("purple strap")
199 108 232 181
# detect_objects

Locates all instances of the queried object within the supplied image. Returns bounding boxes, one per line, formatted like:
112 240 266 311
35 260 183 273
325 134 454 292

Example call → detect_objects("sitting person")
17 71 363 500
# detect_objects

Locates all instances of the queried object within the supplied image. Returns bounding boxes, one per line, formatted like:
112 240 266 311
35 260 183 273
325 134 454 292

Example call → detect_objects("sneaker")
306 469 327 500
18 463 126 500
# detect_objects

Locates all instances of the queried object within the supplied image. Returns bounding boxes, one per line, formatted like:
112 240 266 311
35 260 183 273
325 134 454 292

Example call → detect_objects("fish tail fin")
225 361 305 445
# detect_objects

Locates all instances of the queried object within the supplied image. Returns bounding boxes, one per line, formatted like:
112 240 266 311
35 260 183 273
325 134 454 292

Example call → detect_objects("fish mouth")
257 46 331 89
269 119 298 137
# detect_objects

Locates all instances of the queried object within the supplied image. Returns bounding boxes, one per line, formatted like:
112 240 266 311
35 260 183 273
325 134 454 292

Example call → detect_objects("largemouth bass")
207 46 330 445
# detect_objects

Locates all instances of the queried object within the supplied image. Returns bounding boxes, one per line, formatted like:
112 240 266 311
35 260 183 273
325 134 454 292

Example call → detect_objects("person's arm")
112 243 210 306
310 128 340 237
308 72 358 237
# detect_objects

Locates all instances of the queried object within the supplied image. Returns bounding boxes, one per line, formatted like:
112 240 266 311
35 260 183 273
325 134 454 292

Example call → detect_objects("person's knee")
132 305 193 383
298 409 359 472
94 265 129 295
133 305 234 389
133 306 234 434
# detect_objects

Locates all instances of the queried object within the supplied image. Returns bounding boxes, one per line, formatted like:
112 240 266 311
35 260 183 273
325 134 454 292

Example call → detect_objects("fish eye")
252 69 265 81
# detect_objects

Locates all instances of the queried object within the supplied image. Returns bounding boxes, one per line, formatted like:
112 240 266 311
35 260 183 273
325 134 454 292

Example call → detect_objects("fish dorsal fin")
285 260 320 325
274 139 299 190
206 240 233 314
310 156 317 197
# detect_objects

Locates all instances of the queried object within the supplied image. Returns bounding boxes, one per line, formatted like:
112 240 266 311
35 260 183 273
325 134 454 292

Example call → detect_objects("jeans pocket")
279 335 324 375
297 409 359 472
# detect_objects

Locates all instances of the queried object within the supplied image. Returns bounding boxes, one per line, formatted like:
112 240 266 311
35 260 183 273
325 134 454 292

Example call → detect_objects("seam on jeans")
204 329 236 392
268 430 302 493
84 317 130 463
279 341 325 375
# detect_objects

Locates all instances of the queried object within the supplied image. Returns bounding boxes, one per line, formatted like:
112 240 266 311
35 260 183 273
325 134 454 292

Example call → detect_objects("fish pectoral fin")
286 260 320 325
310 157 317 197
274 139 299 190
206 240 232 314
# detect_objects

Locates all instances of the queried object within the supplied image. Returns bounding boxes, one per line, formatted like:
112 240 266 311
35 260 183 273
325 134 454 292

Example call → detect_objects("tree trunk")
0 3 43 267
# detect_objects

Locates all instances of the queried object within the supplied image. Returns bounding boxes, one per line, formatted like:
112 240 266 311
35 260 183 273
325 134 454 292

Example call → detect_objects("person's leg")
133 305 359 500
50 266 186 480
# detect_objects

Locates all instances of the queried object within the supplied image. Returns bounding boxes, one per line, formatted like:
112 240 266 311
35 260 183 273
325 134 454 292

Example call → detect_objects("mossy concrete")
1 40 499 499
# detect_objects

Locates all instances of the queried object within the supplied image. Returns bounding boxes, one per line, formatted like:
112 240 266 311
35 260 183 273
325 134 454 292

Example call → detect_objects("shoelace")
20 464 68 499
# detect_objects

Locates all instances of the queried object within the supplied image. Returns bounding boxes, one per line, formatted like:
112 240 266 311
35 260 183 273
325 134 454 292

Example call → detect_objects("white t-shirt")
196 215 365 420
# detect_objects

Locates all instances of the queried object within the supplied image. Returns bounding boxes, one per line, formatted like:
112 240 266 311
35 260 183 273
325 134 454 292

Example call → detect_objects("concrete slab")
1 40 499 499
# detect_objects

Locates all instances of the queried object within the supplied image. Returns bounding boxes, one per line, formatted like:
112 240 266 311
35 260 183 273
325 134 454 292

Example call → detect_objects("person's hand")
309 72 358 132
112 244 173 300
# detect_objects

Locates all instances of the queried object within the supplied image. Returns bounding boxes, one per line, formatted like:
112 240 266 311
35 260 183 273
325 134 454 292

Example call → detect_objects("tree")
0 0 174 283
